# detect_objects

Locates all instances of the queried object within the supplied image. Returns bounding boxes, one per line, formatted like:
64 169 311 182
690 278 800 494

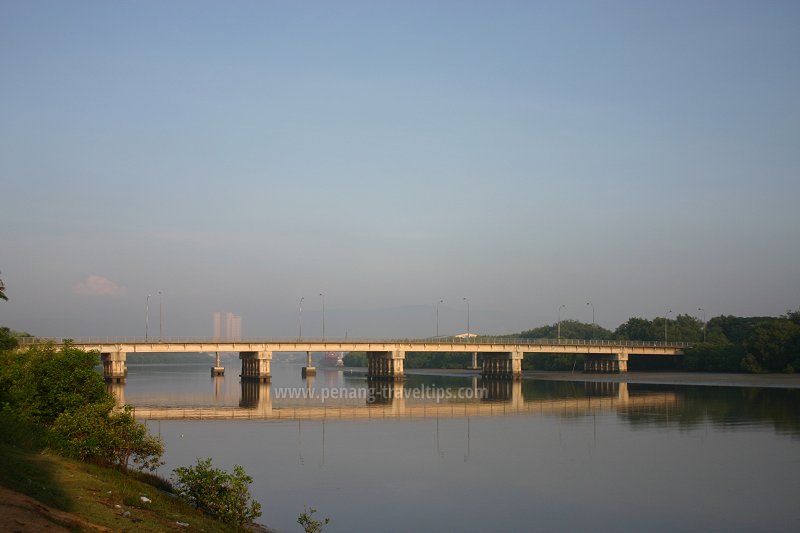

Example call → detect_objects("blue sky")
1 1 798 338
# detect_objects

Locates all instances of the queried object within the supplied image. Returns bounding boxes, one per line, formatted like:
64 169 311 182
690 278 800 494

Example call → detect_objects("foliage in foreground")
50 402 164 472
298 505 331 533
0 343 108 425
173 457 262 527
0 342 164 472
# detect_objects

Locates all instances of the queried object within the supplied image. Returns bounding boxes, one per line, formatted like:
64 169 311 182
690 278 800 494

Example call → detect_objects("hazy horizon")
2 1 799 338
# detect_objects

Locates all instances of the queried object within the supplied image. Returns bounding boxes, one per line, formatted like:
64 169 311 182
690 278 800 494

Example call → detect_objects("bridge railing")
16 336 692 348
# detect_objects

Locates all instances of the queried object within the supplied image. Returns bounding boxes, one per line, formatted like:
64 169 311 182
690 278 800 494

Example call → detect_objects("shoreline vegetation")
0 333 273 532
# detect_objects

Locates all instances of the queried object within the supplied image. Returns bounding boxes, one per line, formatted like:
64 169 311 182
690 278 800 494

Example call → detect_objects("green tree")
0 327 19 352
743 319 800 373
50 402 164 472
614 317 658 341
520 320 612 340
298 506 330 533
343 351 366 366
0 343 109 425
173 458 262 527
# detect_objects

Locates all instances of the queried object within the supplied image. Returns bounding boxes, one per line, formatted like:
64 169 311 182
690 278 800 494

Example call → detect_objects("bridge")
30 336 688 383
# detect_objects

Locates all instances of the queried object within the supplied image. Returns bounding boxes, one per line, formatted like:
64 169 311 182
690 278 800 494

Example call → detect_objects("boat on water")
320 351 345 367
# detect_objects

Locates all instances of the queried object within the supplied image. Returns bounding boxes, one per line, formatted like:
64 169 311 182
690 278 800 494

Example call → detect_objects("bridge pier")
583 352 628 374
481 351 523 380
302 351 316 378
366 351 405 380
211 351 224 376
240 351 272 382
101 352 127 383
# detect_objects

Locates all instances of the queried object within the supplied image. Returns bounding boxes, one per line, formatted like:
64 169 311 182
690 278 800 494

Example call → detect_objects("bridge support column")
302 351 316 378
240 351 271 382
481 352 523 380
211 351 224 376
101 352 126 383
583 352 628 374
366 350 405 380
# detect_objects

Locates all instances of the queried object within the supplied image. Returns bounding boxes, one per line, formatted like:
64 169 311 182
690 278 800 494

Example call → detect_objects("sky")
1 0 799 339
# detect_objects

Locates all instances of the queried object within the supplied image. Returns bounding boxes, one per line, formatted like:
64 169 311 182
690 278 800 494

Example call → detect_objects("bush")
0 343 109 425
298 506 330 533
50 403 164 472
173 458 262 526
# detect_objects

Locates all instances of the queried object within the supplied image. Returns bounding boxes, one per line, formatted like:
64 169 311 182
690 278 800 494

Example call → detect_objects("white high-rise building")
213 311 242 341
213 312 222 340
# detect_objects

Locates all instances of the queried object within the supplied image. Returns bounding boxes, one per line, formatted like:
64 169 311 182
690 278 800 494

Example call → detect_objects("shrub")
173 457 262 526
298 506 330 533
50 403 164 472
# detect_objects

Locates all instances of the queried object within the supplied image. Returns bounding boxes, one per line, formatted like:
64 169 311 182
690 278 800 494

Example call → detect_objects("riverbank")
0 439 271 532
394 368 800 388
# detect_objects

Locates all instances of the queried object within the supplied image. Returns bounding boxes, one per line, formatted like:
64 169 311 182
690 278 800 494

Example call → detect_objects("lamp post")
586 302 595 340
158 290 163 340
145 293 152 341
664 310 673 342
319 293 325 341
558 304 566 341
462 297 470 337
436 299 444 337
698 307 706 343
298 296 304 340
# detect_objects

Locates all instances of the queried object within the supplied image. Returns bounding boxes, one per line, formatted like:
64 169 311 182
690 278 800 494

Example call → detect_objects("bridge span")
37 337 688 383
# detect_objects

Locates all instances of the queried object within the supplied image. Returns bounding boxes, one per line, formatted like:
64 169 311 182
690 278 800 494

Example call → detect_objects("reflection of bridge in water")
119 380 679 421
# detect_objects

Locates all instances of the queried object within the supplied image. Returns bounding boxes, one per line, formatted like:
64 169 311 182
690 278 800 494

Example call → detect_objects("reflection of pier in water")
123 380 679 421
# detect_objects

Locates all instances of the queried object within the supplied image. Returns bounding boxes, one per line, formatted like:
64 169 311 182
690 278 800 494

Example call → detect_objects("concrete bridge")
35 337 688 383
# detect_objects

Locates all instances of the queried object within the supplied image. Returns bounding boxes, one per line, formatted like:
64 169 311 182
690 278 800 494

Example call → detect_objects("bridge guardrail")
16 336 692 348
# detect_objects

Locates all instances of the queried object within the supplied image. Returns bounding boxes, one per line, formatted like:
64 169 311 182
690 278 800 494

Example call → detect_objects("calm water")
120 358 800 533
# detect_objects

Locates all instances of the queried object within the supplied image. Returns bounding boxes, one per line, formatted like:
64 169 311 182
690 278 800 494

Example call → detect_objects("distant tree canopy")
0 271 7 301
519 319 613 340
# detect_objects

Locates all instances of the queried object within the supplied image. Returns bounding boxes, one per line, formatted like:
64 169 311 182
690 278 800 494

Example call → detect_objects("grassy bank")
0 420 249 532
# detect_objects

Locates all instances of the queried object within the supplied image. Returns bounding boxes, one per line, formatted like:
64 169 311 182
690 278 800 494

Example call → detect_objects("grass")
0 415 253 532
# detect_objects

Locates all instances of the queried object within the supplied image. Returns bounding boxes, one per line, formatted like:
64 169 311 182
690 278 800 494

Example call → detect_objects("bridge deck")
30 337 688 356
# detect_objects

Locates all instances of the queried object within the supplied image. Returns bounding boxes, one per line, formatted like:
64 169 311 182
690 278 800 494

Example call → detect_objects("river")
119 357 800 532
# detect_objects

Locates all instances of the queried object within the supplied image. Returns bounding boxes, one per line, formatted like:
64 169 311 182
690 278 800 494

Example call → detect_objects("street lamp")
145 293 152 341
462 297 470 337
586 302 595 340
298 296 304 340
436 299 444 337
698 307 706 343
664 310 673 342
158 290 163 340
558 304 566 341
319 293 325 341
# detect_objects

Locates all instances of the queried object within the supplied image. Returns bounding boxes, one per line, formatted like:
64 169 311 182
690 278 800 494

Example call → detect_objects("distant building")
455 332 478 338
213 311 242 341
213 312 222 340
